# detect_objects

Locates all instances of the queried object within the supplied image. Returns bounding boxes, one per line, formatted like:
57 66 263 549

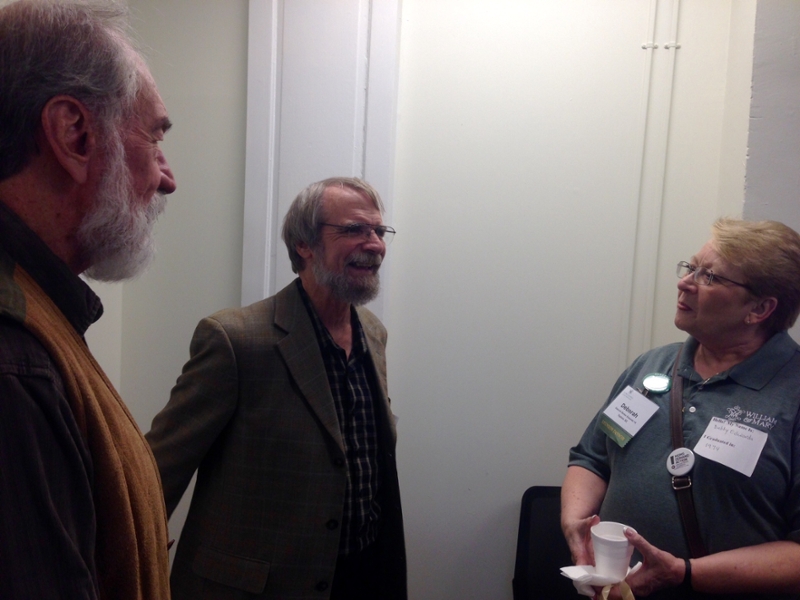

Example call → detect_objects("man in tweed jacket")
147 177 406 600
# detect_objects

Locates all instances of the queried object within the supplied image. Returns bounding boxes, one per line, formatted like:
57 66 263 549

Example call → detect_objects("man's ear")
296 242 313 261
39 95 97 185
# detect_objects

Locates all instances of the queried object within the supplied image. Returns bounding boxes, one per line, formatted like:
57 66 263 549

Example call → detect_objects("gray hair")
282 177 385 273
0 0 142 182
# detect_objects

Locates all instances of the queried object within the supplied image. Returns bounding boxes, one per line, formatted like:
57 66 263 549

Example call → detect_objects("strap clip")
672 475 692 490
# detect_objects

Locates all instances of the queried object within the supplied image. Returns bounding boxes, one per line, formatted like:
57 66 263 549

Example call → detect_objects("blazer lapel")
274 282 345 454
359 307 397 446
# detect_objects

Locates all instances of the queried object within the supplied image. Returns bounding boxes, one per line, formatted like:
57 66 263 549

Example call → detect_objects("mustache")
347 252 383 267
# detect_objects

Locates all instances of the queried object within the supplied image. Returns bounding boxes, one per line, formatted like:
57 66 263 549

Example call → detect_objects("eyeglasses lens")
676 262 714 286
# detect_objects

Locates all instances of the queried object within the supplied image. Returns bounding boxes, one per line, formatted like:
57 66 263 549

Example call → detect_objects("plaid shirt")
299 282 382 555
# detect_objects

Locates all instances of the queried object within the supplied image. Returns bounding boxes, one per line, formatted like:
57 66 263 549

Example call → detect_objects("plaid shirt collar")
295 279 368 361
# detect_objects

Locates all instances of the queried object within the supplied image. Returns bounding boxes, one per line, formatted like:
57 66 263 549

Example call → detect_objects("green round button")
642 373 671 393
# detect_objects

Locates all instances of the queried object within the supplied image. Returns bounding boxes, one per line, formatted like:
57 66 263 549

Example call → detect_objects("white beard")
78 134 166 282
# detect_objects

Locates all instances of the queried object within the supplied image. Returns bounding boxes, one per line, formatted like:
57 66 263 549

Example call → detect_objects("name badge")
599 386 659 447
693 417 768 477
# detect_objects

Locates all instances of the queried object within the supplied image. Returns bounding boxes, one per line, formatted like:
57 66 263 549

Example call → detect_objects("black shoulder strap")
670 345 709 558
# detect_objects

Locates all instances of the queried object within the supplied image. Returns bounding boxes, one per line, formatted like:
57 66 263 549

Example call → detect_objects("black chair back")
512 486 576 600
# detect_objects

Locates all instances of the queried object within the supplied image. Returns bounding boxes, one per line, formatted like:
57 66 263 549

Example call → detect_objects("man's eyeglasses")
676 261 752 291
321 222 396 244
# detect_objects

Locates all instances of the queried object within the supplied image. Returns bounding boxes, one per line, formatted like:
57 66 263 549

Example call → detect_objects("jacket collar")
0 201 102 335
274 280 345 453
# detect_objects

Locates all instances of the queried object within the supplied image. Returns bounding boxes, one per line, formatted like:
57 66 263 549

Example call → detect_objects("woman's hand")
594 528 684 600
563 513 600 566
621 526 685 596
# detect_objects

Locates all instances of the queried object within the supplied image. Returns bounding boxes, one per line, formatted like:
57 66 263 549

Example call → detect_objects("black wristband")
680 558 692 592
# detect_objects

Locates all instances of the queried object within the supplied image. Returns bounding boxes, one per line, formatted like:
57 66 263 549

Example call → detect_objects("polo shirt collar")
679 332 799 391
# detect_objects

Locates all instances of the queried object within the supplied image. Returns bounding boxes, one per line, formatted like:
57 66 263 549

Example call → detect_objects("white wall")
114 0 248 425
718 0 757 215
744 0 800 229
390 3 642 597
116 0 250 551
743 0 800 343
84 280 122 389
649 0 757 348
389 2 751 598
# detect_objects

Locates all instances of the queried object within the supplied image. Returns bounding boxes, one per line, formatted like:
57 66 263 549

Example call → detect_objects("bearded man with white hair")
0 1 177 598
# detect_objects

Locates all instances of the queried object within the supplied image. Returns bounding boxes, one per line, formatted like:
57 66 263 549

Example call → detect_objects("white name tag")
693 417 768 477
599 386 660 447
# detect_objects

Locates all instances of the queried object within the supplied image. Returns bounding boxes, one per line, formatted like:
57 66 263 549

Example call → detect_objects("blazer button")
316 581 329 592
333 457 345 467
326 519 339 530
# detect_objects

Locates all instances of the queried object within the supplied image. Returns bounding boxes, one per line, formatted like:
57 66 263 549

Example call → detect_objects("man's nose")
362 229 385 252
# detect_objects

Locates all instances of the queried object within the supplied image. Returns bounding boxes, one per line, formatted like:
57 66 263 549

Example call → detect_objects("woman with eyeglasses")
562 218 800 599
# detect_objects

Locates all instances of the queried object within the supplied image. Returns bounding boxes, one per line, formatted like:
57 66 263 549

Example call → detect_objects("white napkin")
560 562 642 598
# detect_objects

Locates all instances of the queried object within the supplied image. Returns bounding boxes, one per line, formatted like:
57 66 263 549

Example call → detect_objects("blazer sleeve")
145 316 239 516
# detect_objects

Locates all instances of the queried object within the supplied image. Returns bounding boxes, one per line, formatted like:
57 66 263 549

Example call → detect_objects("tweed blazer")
146 280 406 599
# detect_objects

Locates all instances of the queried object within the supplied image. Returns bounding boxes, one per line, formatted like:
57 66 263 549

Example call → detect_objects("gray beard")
312 251 381 306
78 134 166 282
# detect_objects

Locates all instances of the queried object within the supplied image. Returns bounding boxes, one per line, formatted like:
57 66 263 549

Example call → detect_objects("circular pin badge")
642 373 671 393
666 447 695 476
